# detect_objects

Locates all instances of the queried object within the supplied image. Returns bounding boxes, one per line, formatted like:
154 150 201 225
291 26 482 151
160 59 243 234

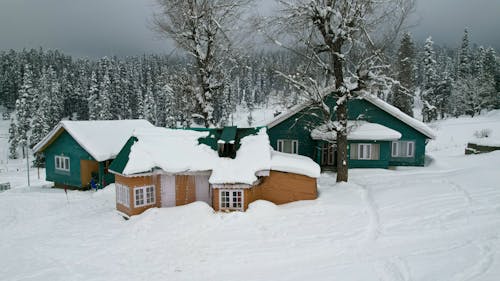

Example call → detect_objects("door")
321 143 337 166
195 175 211 206
161 175 176 207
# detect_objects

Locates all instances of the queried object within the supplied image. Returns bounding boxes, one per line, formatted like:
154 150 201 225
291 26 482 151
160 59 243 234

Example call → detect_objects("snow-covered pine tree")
142 70 156 124
87 71 100 120
14 64 37 157
8 119 18 159
458 28 472 79
98 72 113 120
421 37 439 122
30 67 52 149
392 32 416 116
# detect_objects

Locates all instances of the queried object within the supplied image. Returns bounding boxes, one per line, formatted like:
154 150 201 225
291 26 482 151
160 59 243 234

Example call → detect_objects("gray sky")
0 0 498 58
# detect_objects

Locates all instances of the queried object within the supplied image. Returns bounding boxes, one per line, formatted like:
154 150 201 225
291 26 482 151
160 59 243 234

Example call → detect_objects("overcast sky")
0 0 498 58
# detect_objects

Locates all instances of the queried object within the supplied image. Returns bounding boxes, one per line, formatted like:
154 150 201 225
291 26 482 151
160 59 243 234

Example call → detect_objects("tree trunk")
331 41 348 182
336 103 348 182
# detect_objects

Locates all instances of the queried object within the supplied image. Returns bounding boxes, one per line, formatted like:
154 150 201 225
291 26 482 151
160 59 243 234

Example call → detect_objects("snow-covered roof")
270 151 320 178
311 121 402 141
362 95 436 139
112 127 320 185
266 94 436 139
33 120 154 162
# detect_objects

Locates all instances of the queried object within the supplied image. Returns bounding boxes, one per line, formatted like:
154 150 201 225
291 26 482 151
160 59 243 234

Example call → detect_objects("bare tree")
153 0 252 127
269 0 415 182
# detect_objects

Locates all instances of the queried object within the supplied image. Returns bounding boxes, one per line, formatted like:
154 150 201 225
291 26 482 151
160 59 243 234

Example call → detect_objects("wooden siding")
267 98 429 168
175 175 197 206
115 174 161 217
212 171 317 211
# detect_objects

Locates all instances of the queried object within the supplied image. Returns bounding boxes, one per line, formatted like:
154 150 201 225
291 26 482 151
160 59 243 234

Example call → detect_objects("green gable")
108 137 138 175
43 130 95 187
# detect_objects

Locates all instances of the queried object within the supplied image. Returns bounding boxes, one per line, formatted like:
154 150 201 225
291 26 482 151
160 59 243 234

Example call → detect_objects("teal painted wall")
44 131 94 188
348 99 427 166
267 98 429 168
43 131 116 188
348 141 391 168
267 108 322 161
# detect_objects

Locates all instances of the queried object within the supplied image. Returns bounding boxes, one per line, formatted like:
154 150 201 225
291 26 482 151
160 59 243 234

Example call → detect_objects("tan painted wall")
115 174 161 217
256 171 317 205
80 160 99 187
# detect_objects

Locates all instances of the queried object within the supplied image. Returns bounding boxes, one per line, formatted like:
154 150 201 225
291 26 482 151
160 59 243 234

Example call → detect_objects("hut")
33 120 154 189
108 127 320 217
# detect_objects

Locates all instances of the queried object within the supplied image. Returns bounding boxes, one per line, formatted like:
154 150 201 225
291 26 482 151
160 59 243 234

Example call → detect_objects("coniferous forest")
1 29 499 160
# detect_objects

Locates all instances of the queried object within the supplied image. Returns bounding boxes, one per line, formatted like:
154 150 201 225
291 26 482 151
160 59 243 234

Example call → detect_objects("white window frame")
391 141 415 158
116 183 130 208
277 139 299 154
357 143 372 160
55 155 70 172
134 185 156 208
219 189 244 211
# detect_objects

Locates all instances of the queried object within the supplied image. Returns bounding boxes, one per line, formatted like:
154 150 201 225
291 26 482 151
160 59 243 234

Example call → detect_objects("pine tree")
98 72 113 120
142 72 156 124
30 67 51 148
421 37 438 122
8 119 18 159
392 32 416 116
15 65 37 156
87 71 100 120
458 28 471 79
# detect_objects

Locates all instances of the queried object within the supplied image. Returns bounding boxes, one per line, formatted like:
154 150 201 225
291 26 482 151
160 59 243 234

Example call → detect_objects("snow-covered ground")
1 111 500 281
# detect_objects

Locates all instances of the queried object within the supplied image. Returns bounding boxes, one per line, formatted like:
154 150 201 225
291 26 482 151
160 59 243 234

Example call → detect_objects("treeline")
0 48 303 159
1 29 499 160
390 29 499 121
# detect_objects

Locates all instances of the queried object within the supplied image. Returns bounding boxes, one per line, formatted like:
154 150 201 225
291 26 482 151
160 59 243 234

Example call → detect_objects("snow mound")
271 151 321 178
209 131 272 185
124 128 216 175
311 121 402 141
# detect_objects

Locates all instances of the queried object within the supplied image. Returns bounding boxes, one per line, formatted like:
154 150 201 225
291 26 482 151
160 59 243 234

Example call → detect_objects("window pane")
283 140 292 153
392 142 398 156
408 142 414 156
64 158 69 170
56 157 60 169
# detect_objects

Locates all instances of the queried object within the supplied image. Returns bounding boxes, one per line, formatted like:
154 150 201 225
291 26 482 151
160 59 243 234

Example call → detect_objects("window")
219 189 244 211
358 144 372 160
116 183 130 208
277 139 299 154
391 141 415 158
55 155 70 172
134 185 156 207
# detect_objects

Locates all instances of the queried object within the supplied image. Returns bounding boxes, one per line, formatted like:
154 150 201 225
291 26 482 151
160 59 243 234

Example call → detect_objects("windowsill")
134 203 156 208
54 169 71 175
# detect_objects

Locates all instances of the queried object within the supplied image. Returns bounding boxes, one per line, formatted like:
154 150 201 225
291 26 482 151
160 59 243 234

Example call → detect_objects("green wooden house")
33 120 153 189
266 94 436 169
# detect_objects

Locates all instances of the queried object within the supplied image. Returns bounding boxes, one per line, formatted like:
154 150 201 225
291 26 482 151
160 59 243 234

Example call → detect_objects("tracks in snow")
356 183 381 243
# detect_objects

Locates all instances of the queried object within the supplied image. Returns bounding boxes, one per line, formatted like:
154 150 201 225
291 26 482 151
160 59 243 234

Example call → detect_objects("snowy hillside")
1 112 500 281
